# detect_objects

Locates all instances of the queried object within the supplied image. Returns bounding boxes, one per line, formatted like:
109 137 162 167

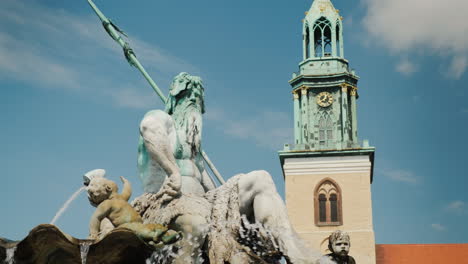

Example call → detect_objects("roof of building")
305 0 341 27
376 244 468 264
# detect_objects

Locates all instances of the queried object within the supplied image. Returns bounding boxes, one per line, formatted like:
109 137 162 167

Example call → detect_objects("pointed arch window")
314 179 342 226
313 17 332 57
319 111 333 147
305 26 311 59
335 22 341 57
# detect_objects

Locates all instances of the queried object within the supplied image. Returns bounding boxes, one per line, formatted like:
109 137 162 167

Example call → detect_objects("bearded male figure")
138 72 214 200
136 72 318 264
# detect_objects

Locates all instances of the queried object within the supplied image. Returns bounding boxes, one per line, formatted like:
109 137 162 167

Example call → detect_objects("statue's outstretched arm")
119 176 132 201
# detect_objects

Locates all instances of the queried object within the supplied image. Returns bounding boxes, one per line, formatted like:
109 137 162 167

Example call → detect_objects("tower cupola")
288 0 363 151
303 0 344 60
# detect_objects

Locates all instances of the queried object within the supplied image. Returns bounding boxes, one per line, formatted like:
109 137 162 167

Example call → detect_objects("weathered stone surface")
0 224 153 264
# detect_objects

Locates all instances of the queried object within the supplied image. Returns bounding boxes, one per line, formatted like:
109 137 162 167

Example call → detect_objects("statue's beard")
174 102 203 157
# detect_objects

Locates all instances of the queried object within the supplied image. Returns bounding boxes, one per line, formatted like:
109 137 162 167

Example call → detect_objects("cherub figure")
317 230 356 264
84 169 180 245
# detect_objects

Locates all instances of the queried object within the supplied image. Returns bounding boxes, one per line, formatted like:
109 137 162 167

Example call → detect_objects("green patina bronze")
288 0 367 152
86 0 224 185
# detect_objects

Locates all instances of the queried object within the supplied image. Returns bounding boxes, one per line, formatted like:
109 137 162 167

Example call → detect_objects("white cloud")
431 223 446 231
0 0 197 108
362 0 468 78
445 200 465 214
395 59 418 76
206 108 293 150
380 168 418 184
446 56 467 80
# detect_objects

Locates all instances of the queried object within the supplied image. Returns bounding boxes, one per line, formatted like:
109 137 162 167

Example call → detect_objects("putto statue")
317 231 355 264
83 169 180 245
133 72 319 263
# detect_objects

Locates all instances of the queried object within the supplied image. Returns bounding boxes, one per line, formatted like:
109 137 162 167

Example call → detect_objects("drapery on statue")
83 169 180 245
317 231 355 264
133 73 319 264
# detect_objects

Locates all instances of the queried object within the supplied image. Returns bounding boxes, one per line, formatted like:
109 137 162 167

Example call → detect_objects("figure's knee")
245 170 275 189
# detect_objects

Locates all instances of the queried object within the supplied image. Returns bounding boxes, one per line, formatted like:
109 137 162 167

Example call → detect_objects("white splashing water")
5 246 17 264
145 232 205 264
147 218 320 264
80 241 92 264
50 186 86 225
146 244 178 264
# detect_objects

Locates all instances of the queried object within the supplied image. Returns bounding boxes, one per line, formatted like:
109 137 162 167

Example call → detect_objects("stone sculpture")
133 72 319 263
317 230 355 264
84 169 180 245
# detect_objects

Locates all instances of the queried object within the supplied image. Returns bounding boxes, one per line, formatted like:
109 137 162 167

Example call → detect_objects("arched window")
318 111 333 147
323 26 332 56
314 26 322 57
314 178 342 226
335 23 341 57
313 17 332 57
305 26 310 59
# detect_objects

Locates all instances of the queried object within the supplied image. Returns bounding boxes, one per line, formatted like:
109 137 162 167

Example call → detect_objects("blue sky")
1 0 468 245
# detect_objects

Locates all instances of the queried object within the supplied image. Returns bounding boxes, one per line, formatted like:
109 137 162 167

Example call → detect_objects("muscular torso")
174 128 207 196
176 158 206 196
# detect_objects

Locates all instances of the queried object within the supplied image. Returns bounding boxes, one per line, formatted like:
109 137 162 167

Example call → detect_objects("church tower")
279 1 376 263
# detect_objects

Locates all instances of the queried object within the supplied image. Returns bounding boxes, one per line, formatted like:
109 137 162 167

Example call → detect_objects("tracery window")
318 111 333 147
314 178 342 226
313 17 332 57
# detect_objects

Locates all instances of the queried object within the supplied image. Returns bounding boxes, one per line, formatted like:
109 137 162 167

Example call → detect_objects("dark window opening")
330 194 338 222
324 26 332 57
319 194 327 222
314 27 322 57
336 24 341 57
305 27 310 59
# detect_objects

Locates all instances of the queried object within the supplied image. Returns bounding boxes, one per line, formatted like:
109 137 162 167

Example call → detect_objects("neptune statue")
133 72 319 264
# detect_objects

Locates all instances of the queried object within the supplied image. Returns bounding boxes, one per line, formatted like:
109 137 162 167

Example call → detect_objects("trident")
86 0 225 185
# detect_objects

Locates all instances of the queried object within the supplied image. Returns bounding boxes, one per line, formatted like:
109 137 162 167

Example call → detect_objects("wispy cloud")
0 0 197 109
206 108 293 150
395 59 418 76
108 86 156 109
445 56 467 80
445 200 465 214
380 168 418 184
362 0 468 79
431 223 446 232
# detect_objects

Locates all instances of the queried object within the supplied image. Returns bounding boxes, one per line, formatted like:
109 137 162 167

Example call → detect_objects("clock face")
316 92 334 107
